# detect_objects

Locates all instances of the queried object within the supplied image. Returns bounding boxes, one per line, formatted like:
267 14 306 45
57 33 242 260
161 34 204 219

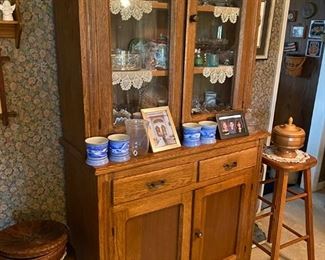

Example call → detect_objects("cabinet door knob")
195 231 204 238
223 161 238 171
190 14 199 23
146 179 166 190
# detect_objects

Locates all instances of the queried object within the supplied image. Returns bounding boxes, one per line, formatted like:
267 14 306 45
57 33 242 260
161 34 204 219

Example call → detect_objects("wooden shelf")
151 1 168 9
193 66 233 74
0 1 22 48
197 4 215 12
152 69 168 76
112 69 168 77
197 5 240 14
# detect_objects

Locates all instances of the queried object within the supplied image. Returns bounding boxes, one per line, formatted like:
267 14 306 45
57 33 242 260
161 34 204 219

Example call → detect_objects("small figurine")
0 0 16 21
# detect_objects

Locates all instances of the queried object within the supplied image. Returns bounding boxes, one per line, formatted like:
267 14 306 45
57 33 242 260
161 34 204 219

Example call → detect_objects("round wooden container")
271 117 306 158
0 220 68 260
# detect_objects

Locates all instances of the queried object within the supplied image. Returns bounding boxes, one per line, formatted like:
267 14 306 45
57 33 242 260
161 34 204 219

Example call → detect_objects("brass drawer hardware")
146 179 166 190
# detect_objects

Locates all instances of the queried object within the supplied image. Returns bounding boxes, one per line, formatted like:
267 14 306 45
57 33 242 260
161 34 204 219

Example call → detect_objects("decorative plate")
302 2 317 19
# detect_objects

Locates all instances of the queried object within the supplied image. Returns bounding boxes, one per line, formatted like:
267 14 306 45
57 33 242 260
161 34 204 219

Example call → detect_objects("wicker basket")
0 220 68 260
285 54 306 77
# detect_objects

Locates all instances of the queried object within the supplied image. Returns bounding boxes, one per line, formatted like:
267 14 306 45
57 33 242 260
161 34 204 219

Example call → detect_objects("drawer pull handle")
223 161 238 171
146 179 166 190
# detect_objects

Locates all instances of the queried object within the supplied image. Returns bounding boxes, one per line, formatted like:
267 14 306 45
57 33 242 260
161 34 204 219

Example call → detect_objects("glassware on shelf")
194 48 204 67
111 50 142 71
219 50 234 65
205 91 217 108
143 38 169 70
207 53 219 67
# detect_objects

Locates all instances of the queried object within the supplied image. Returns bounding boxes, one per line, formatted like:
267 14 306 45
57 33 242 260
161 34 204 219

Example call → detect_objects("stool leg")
271 170 288 260
267 170 279 243
303 169 315 260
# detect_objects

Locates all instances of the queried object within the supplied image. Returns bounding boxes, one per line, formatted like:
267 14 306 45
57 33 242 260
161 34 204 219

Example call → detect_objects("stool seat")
0 220 68 259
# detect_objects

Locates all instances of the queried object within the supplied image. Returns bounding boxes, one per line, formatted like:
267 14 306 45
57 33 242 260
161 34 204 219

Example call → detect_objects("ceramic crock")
182 123 202 147
271 117 305 158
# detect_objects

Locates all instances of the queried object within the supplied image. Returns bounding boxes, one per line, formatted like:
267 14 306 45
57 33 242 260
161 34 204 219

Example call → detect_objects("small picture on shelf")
290 25 305 39
308 20 325 39
305 39 323 58
216 111 249 139
141 106 181 153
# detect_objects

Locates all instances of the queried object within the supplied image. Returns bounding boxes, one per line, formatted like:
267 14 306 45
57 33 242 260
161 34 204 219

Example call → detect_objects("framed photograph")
308 20 325 39
290 25 305 38
305 39 323 58
141 106 181 153
256 0 276 59
216 111 249 139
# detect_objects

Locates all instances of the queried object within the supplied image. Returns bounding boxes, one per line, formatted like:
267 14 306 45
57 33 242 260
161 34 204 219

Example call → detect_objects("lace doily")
214 7 240 24
202 66 234 84
110 0 153 21
263 146 310 163
112 70 153 90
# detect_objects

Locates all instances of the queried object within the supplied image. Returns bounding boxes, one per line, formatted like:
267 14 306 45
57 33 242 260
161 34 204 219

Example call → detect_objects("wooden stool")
0 220 68 260
254 154 317 260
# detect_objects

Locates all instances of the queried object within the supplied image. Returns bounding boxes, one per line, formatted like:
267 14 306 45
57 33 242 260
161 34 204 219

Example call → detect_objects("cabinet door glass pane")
110 0 171 127
192 0 241 115
126 205 181 260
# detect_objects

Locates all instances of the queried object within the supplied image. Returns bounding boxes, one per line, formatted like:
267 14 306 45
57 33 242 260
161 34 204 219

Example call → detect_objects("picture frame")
256 0 276 59
308 20 325 39
216 111 249 139
305 39 323 58
290 25 305 39
141 106 181 153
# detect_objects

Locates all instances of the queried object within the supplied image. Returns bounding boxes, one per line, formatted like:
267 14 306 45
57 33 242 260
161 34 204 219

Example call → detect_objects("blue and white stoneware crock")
85 136 109 167
199 121 218 144
182 123 202 147
108 134 130 162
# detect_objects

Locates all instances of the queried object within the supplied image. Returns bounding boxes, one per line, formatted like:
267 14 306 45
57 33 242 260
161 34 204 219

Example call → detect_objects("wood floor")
251 189 325 260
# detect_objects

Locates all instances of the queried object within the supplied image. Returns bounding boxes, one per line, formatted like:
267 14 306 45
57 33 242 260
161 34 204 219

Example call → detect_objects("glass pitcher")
125 119 150 157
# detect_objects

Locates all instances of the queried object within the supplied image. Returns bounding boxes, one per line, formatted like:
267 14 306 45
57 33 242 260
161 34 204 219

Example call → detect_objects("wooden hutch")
53 0 265 259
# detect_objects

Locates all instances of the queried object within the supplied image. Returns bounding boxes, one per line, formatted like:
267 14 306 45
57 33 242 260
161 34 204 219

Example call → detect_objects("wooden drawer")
113 163 196 205
199 147 258 181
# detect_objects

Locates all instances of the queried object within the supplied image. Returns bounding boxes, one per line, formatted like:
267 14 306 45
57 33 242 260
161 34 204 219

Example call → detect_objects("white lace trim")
214 6 240 24
263 146 310 163
110 0 153 21
202 66 234 84
112 70 153 90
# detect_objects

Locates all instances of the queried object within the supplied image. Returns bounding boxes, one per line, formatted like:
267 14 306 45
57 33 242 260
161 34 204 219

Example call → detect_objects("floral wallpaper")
0 0 65 229
251 0 286 130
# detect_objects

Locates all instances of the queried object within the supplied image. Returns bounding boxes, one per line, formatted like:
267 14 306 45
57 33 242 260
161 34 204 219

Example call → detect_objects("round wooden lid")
0 220 68 259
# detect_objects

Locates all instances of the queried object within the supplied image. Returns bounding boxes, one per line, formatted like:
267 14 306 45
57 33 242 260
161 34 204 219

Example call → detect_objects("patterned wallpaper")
251 0 286 130
0 0 286 229
0 0 65 228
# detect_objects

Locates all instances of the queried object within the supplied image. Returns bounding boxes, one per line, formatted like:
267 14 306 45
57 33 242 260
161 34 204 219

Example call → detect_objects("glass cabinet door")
182 0 243 122
109 0 184 130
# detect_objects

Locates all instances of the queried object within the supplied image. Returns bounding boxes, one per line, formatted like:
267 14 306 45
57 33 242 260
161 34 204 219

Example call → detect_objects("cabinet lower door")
113 191 192 260
191 171 252 260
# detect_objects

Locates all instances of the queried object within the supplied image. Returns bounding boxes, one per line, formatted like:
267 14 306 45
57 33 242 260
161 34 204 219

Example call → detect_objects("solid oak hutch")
53 0 265 259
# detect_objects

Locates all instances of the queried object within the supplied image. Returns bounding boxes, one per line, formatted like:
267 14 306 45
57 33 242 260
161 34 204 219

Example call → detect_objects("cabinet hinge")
244 245 247 253
98 118 102 130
